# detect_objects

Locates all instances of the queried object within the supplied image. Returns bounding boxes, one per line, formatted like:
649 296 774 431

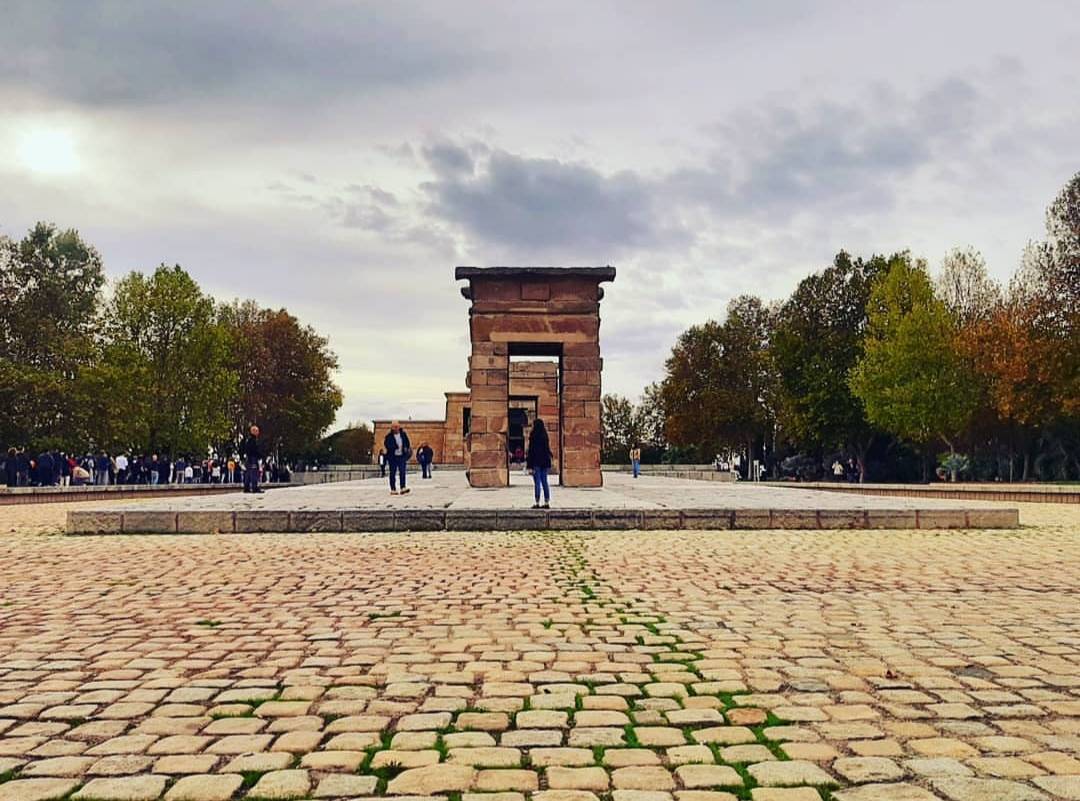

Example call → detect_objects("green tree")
637 381 667 461
307 424 374 464
218 300 342 459
772 251 890 480
601 394 638 463
0 223 104 448
660 296 777 467
103 265 234 455
850 255 978 479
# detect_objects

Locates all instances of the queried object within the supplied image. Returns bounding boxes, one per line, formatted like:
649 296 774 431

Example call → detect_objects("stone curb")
66 507 1020 534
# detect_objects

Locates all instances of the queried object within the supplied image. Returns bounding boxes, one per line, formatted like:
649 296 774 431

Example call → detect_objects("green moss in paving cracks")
239 770 267 791
370 761 408 794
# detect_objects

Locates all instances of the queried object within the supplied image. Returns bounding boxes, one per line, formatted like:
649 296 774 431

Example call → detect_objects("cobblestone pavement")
1 502 1078 801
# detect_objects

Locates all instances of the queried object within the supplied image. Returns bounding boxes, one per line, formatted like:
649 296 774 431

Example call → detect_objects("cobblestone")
0 500 1077 800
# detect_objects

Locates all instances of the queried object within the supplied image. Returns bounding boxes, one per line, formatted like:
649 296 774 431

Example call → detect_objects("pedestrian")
377 449 387 478
417 442 434 479
16 448 30 486
4 447 18 487
383 421 411 495
832 459 844 481
630 444 642 478
95 451 111 485
243 425 264 493
36 450 55 486
526 418 552 509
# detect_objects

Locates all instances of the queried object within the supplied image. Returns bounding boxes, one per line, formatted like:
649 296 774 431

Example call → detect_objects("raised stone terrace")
65 472 1019 534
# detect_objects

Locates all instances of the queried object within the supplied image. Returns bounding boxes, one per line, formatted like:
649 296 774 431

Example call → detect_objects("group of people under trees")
379 418 555 507
2 426 283 494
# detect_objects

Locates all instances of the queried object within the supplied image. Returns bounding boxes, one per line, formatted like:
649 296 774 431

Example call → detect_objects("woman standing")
526 418 553 509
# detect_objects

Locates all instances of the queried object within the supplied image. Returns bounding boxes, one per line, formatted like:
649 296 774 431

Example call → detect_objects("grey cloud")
421 147 690 255
424 142 476 177
0 1 474 107
404 78 991 258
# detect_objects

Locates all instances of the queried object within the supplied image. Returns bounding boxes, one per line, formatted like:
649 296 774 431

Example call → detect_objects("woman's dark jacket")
526 429 552 470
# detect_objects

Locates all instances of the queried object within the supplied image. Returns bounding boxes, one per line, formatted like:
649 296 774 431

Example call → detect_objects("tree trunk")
855 438 870 484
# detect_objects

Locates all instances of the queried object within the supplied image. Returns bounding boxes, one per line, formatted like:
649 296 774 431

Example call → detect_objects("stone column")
465 341 509 487
561 342 603 487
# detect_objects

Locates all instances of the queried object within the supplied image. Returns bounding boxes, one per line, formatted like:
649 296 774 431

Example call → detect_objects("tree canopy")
2 224 342 459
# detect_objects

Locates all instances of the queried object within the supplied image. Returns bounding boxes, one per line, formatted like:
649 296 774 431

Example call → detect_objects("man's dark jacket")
383 429 411 459
243 435 260 465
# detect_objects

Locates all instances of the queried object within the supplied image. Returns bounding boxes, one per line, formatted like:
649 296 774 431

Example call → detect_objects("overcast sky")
2 1 1077 427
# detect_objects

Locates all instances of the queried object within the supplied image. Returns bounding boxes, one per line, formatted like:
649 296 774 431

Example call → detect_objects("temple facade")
374 266 613 488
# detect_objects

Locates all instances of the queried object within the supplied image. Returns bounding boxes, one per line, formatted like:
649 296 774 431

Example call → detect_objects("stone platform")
66 472 1019 533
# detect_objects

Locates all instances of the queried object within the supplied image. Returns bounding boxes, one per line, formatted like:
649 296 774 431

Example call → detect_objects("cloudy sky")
2 1 1077 427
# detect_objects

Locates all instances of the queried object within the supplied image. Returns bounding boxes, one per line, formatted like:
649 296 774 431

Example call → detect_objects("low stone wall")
0 483 288 506
767 481 1079 504
636 469 736 482
68 505 1018 534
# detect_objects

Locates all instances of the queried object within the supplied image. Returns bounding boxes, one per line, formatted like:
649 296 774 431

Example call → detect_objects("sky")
2 1 1078 428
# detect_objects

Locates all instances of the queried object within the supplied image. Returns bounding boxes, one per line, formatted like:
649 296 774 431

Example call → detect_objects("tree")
0 223 104 448
637 382 667 461
103 265 234 455
850 255 978 479
1046 170 1080 290
772 251 890 480
935 247 1001 327
306 424 374 464
601 394 638 463
660 296 776 467
218 300 342 459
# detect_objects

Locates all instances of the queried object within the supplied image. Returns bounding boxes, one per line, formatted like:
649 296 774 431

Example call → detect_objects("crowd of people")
2 441 289 489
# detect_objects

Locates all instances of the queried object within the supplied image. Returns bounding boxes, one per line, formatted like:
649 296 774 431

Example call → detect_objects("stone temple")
373 266 614 488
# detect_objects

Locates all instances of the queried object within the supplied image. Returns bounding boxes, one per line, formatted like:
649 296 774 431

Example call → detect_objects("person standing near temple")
243 425 263 493
629 444 642 479
383 421 411 495
526 418 552 509
417 442 434 479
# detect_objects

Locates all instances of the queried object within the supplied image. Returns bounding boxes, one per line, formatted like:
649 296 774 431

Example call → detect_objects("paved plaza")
2 499 1079 801
65 473 1018 533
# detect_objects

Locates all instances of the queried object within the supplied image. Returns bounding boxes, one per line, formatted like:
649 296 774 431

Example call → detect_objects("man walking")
243 425 263 494
383 421 411 495
629 444 641 478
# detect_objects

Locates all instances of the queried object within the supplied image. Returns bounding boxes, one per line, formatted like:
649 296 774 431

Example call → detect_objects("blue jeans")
632 459 640 478
389 455 407 491
532 467 550 503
